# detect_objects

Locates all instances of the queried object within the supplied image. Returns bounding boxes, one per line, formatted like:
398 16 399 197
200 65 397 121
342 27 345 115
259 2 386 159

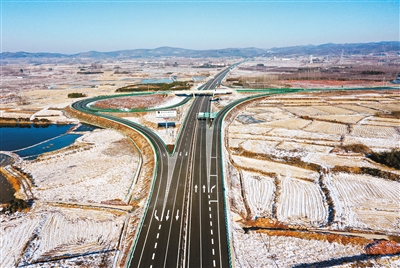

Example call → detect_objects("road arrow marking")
203 185 206 193
185 152 188 156
210 185 216 193
154 210 159 221
179 152 182 156
175 210 180 221
195 185 198 193
166 210 170 221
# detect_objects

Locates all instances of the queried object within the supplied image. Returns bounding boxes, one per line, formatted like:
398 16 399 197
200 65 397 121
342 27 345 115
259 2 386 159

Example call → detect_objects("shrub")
375 110 400 119
68 93 86 98
368 149 400 170
339 144 372 154
1 198 31 214
361 70 385 75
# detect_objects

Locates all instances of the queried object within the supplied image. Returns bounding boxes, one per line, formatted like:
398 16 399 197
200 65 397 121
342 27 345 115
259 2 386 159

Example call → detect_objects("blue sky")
1 0 399 53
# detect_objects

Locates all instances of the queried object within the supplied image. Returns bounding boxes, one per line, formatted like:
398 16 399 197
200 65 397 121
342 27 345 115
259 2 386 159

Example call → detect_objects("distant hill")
1 41 399 60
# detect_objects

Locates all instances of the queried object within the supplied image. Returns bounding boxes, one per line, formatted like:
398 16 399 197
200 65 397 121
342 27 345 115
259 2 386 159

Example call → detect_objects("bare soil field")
223 90 400 267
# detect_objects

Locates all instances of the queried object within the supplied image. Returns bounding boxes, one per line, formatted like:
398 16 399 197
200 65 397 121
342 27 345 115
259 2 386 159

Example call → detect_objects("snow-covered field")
20 129 139 203
223 90 400 267
277 176 328 227
329 173 399 234
0 129 143 267
232 227 400 267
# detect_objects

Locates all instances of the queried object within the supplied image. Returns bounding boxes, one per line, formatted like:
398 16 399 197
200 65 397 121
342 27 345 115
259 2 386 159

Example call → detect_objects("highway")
71 65 236 267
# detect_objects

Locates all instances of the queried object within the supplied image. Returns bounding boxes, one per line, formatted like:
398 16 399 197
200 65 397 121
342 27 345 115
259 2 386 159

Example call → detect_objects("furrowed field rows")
1 215 42 267
312 105 356 115
303 121 348 135
337 104 379 114
313 115 365 124
351 125 399 139
232 155 319 182
329 173 400 233
283 106 330 117
242 171 275 218
277 176 328 227
363 103 400 113
25 207 124 263
362 117 400 127
262 118 311 130
344 136 399 150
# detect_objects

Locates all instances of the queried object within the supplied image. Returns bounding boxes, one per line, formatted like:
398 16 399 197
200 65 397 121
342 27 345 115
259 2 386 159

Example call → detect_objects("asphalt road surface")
129 67 233 268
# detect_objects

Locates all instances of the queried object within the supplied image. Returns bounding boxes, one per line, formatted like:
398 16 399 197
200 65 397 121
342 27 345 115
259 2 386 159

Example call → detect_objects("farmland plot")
228 138 245 150
344 136 399 151
351 125 399 139
302 153 379 169
337 104 378 114
276 141 333 154
232 155 319 181
304 121 348 135
19 206 125 265
362 117 400 127
283 106 330 117
313 114 365 124
268 128 341 143
363 103 400 113
21 129 139 203
252 110 293 121
228 124 273 135
242 171 275 218
328 173 400 234
277 176 328 227
0 213 42 267
238 140 282 156
228 133 275 143
262 118 311 130
232 230 367 268
312 105 356 115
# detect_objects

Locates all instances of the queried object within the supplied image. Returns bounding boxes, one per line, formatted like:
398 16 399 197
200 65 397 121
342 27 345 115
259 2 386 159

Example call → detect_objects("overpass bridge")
175 88 233 96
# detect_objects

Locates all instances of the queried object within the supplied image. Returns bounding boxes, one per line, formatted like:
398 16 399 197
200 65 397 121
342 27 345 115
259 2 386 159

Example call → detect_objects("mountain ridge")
2 41 399 60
